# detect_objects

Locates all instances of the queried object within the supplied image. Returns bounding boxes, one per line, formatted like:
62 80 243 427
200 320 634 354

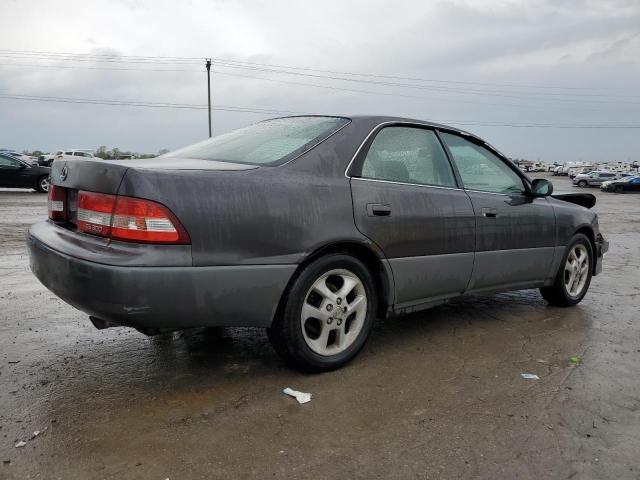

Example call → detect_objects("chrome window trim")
351 176 464 192
344 121 524 197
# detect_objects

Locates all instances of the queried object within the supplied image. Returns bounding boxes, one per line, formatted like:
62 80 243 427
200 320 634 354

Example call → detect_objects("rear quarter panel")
116 125 372 266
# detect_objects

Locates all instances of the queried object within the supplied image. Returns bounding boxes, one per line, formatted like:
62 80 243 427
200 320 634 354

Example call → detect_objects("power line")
2 92 639 129
0 93 304 115
1 48 638 92
1 61 638 112
2 51 640 105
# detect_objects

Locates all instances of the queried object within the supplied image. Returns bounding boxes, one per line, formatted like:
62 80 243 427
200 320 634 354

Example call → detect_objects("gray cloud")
0 0 639 162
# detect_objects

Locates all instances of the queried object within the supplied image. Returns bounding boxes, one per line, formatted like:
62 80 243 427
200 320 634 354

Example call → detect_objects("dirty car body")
28 115 608 370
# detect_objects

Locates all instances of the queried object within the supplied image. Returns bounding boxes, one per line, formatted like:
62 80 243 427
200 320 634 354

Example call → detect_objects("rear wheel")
577 180 588 187
35 175 49 193
540 234 593 307
267 254 377 372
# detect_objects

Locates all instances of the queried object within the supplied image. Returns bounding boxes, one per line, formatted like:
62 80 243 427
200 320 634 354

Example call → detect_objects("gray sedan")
28 115 608 371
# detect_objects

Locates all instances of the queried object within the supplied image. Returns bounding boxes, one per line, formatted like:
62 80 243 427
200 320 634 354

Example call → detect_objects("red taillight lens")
77 191 116 238
76 191 190 244
48 185 67 221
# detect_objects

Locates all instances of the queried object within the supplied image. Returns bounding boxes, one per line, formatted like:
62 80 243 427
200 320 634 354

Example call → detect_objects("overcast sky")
1 0 639 162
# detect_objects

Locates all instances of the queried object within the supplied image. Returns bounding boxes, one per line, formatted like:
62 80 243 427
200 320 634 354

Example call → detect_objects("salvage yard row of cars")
27 115 610 371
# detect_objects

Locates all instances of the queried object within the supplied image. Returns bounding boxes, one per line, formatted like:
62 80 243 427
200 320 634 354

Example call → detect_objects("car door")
0 155 28 187
629 177 640 192
439 131 557 293
348 125 476 309
600 173 616 185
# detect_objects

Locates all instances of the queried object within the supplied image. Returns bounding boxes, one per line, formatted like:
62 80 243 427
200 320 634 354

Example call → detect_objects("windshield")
164 116 350 166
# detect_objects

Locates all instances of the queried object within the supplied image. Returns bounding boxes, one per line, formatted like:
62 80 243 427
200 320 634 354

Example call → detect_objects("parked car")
568 166 594 179
600 175 640 193
38 151 62 167
54 150 98 162
28 115 608 371
573 171 619 187
0 153 51 192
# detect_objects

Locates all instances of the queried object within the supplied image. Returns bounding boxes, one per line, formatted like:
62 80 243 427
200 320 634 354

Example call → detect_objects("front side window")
359 127 456 188
440 132 525 194
164 116 350 166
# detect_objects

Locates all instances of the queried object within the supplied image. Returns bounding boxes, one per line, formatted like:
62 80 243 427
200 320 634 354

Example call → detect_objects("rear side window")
359 127 456 188
64 151 73 155
164 116 350 166
0 155 19 166
440 132 525 194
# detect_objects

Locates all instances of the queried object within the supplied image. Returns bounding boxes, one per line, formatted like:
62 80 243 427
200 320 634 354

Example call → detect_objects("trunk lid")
51 157 258 193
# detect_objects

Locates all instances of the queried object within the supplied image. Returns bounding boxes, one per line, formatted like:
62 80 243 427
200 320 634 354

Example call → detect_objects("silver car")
573 171 619 187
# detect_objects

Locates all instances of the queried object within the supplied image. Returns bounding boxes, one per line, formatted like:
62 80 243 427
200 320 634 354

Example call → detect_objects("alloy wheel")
300 268 368 356
564 244 589 297
40 177 49 192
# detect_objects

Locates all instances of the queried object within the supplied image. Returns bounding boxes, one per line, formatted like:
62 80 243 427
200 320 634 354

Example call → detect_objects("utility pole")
205 58 212 137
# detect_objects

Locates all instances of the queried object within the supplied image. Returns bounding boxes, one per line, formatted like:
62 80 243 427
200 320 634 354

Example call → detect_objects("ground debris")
283 388 312 404
520 373 540 380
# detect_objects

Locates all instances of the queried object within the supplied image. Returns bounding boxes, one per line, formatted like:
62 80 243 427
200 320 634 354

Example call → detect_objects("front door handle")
367 203 392 217
482 207 498 218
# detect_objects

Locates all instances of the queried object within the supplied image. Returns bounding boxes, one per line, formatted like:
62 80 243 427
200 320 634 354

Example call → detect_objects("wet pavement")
0 175 639 479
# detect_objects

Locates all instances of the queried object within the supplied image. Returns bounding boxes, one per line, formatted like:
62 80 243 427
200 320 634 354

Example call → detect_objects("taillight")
77 191 115 237
76 191 190 244
48 185 67 221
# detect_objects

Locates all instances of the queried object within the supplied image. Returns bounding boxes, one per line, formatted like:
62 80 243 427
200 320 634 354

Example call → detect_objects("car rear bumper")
27 222 296 330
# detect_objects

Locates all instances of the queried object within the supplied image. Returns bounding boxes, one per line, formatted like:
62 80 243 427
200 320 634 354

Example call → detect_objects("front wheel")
35 175 49 193
615 185 624 193
577 180 588 188
267 254 377 372
540 234 593 307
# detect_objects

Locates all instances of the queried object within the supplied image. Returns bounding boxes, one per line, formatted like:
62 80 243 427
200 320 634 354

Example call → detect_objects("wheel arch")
270 241 393 326
573 225 597 274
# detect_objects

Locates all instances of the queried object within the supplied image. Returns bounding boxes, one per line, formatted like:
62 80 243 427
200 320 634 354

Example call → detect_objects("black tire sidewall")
578 181 587 187
280 255 377 370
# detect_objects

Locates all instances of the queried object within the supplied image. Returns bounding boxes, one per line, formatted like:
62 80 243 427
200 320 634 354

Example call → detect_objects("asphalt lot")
0 174 639 479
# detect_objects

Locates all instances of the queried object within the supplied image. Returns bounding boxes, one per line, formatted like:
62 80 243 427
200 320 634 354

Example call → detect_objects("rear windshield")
164 116 350 165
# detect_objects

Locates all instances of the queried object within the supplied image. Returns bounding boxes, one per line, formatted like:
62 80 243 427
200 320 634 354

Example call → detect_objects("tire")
267 254 378 372
577 180 588 188
615 185 624 193
35 175 49 193
540 233 593 307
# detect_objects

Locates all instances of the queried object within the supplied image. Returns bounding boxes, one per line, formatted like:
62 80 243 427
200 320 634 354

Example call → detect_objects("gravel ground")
0 175 638 479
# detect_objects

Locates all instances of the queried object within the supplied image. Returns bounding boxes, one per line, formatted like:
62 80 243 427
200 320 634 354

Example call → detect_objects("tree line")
18 147 171 159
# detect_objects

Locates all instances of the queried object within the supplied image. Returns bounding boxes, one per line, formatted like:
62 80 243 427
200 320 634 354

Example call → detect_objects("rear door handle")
482 207 498 218
367 203 392 217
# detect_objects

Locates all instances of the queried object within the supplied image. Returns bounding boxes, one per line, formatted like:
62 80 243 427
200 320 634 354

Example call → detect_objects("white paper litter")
520 373 540 380
283 387 312 404
15 441 27 448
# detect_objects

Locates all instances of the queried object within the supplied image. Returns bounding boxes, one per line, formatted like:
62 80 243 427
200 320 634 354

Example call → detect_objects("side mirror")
18 163 27 169
531 178 553 197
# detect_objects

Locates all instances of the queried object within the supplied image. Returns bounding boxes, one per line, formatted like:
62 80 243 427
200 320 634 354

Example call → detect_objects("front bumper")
594 233 609 276
27 222 296 330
